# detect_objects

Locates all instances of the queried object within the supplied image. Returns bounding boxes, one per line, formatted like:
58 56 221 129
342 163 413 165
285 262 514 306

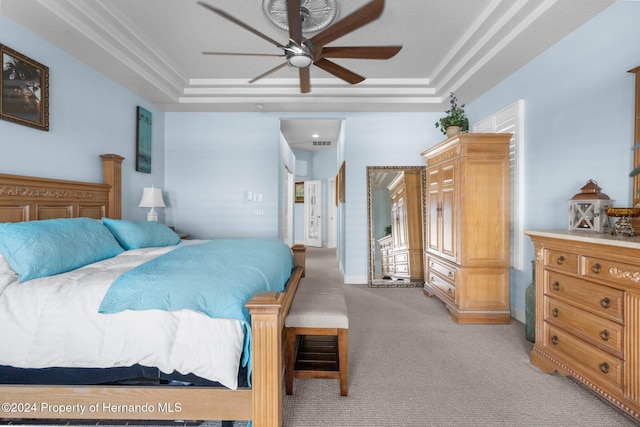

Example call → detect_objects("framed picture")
136 106 152 173
295 182 304 203
0 44 49 131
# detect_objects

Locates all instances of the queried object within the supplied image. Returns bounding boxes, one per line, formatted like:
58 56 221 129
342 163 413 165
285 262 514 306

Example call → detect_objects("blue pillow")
0 217 124 282
102 218 181 250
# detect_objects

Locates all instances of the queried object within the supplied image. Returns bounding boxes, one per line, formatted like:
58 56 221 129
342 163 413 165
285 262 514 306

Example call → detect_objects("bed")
0 154 305 426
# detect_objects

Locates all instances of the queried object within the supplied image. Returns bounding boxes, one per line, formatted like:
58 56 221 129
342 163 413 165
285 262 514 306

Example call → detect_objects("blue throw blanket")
99 238 294 376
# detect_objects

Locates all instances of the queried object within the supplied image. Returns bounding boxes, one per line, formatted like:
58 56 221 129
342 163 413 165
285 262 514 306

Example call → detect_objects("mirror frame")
367 165 426 287
630 66 640 205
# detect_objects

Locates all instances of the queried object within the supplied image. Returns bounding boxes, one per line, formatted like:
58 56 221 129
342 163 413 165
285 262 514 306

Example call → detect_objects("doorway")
280 118 343 248
304 180 322 247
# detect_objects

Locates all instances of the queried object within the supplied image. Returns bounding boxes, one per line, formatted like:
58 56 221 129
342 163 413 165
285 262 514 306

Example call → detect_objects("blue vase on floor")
525 260 535 343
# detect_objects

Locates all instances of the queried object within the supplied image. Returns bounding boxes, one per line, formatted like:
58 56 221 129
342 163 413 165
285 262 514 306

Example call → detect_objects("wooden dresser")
422 133 511 323
527 230 640 420
388 170 424 282
378 234 394 278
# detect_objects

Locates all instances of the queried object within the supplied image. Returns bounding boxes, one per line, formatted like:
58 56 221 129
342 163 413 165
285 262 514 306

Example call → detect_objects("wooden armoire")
422 133 511 324
388 170 424 282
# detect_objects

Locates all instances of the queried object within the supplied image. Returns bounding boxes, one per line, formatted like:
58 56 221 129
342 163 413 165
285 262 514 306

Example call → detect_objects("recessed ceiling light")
312 133 320 138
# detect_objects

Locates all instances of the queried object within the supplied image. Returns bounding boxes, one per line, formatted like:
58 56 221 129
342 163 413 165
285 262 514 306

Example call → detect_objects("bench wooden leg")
338 328 348 396
285 327 296 395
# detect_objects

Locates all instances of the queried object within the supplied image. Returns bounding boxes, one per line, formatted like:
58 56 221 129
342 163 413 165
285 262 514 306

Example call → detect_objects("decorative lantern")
568 180 613 232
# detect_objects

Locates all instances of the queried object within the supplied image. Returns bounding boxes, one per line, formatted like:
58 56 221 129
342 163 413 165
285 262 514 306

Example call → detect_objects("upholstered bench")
284 283 349 396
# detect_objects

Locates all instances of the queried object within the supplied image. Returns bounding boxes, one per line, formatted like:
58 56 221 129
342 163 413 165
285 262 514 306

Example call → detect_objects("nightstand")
178 233 190 240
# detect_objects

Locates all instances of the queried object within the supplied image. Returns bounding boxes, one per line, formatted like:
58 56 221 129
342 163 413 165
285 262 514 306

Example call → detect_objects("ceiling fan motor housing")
285 39 314 67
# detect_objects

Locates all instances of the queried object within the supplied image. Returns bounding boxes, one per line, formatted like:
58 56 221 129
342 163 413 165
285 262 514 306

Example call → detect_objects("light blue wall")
0 15 166 222
466 1 640 320
164 113 282 239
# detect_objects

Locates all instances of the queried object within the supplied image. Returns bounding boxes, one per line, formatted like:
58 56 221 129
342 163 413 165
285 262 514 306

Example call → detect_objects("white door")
304 180 322 247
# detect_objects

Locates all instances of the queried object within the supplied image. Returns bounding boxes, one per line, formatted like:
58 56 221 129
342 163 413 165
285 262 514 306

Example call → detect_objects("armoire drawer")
544 297 623 357
544 249 579 274
428 258 456 282
545 271 624 323
428 272 455 300
544 323 623 392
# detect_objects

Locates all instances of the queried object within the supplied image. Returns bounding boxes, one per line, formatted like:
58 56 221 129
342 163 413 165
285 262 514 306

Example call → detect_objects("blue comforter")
99 238 294 373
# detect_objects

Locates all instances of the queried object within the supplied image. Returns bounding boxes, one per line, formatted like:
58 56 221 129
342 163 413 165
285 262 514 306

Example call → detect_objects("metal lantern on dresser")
568 179 613 233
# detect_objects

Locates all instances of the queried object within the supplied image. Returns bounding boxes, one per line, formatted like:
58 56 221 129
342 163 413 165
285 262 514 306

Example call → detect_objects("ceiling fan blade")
287 0 303 44
314 58 365 84
198 1 284 49
319 45 402 60
310 0 384 48
202 51 285 57
299 67 311 93
248 62 289 83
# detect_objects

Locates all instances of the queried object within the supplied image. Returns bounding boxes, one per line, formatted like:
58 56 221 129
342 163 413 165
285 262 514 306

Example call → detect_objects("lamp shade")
138 187 165 221
138 187 166 208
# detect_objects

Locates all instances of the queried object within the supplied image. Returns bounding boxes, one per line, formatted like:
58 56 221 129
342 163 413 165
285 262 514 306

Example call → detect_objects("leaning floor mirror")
367 166 426 288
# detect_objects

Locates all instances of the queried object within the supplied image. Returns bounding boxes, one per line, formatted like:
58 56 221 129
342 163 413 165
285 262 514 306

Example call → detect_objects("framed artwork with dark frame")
295 182 304 203
0 44 49 131
136 106 152 173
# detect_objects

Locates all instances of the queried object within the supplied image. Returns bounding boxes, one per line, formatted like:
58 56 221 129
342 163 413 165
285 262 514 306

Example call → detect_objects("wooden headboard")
0 154 124 223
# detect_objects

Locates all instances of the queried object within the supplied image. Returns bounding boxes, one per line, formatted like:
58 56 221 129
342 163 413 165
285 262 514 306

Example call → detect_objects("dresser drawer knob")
447 288 453 294
551 335 559 345
553 281 560 291
556 256 565 265
448 271 454 278
599 362 610 374
552 308 559 317
600 330 610 341
591 263 601 274
430 276 435 283
600 297 611 309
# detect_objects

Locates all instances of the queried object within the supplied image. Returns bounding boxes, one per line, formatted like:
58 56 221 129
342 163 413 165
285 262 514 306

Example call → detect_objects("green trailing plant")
384 225 392 236
435 92 470 135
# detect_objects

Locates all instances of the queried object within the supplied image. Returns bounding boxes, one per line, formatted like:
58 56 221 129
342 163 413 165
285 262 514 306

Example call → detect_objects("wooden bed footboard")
0 154 307 426
0 265 304 426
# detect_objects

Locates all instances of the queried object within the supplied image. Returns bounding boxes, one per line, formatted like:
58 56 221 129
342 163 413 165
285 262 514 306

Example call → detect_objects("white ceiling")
0 0 616 115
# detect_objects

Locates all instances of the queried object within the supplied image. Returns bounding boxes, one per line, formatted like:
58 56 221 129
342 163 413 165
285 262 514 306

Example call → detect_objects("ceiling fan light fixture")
287 54 313 68
284 40 314 68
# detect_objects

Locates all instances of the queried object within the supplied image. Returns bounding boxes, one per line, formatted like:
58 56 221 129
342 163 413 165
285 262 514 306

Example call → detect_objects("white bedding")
0 240 246 390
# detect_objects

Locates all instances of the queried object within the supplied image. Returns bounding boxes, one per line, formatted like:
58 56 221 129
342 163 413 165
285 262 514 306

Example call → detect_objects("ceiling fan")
197 0 402 93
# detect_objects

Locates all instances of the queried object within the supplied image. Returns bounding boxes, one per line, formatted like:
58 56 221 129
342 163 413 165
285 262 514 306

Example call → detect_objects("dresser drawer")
395 263 408 274
583 256 640 289
544 297 623 357
545 271 624 323
428 271 455 300
544 249 579 274
428 258 456 282
544 323 623 392
394 252 408 263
